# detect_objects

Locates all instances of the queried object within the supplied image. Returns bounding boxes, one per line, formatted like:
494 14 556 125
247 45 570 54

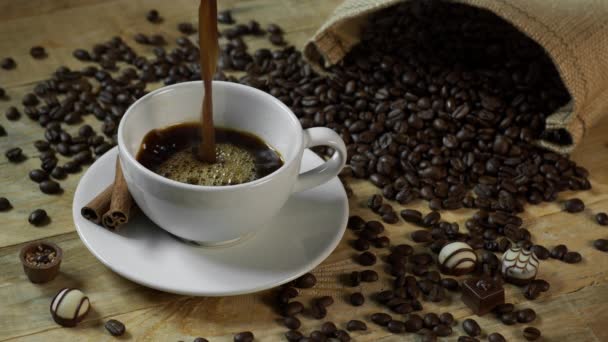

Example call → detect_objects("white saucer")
72 147 348 296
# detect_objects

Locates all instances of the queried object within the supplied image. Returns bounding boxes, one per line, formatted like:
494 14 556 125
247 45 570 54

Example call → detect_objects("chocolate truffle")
501 247 539 285
19 241 62 283
461 278 505 315
438 241 477 276
50 288 90 327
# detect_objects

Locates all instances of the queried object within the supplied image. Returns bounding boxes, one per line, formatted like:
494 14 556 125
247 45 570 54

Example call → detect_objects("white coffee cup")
118 81 347 245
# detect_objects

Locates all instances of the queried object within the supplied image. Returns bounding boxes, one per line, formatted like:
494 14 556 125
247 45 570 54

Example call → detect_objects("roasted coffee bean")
365 220 385 234
462 319 481 337
39 180 61 194
500 312 517 325
533 279 550 292
349 292 365 306
411 230 433 243
346 320 367 331
382 211 399 224
0 88 5 98
523 327 541 341
233 331 254 342
352 238 370 251
310 303 327 319
316 296 334 308
367 194 383 211
550 244 568 259
440 278 459 291
349 271 361 287
5 147 24 162
360 270 378 282
564 198 585 213
269 33 285 46
400 209 423 224
524 282 542 300
28 209 48 226
347 215 366 230
34 140 50 152
73 49 91 61
485 333 505 342
494 303 515 314
531 245 550 260
41 158 57 173
177 22 196 34
422 211 441 227
295 273 316 288
387 320 405 333
423 313 440 328
371 312 392 326
285 330 303 341
334 330 350 342
5 106 20 121
1 57 16 69
22 93 39 106
146 9 162 23
563 251 582 263
74 151 93 165
433 324 452 337
357 251 377 266
29 169 49 183
439 312 454 326
0 125 5 136
404 315 424 332
596 213 608 226
517 308 537 323
104 319 125 336
283 301 304 316
63 161 81 173
0 197 11 211
283 316 301 330
149 34 166 46
594 239 608 252
457 337 480 342
321 322 337 335
193 338 209 342
393 244 413 256
218 10 235 24
134 33 149 44
30 46 47 59
50 166 67 180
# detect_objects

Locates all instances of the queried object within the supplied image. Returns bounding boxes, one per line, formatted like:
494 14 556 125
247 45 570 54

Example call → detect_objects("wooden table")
1 0 607 341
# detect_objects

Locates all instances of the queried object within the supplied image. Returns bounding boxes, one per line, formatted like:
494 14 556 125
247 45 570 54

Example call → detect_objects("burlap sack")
303 0 608 154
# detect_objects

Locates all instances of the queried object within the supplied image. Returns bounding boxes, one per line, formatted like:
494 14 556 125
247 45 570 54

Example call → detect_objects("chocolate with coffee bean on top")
461 278 505 315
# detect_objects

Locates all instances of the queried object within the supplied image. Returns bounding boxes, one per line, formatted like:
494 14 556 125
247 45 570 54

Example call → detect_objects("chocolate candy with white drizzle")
438 242 478 276
501 247 540 286
50 288 90 327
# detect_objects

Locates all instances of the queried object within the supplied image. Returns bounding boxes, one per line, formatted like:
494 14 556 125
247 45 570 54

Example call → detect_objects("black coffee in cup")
136 122 283 186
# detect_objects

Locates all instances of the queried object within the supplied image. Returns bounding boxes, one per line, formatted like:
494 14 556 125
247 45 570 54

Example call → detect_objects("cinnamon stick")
102 157 133 230
81 184 113 224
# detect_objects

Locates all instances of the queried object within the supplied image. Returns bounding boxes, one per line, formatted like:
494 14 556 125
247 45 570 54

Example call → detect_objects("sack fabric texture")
303 0 608 153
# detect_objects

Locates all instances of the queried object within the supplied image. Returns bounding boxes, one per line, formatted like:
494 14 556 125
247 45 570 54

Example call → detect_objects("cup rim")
117 80 303 191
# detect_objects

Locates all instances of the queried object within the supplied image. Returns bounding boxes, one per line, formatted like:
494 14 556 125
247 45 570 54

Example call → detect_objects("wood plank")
1 0 608 341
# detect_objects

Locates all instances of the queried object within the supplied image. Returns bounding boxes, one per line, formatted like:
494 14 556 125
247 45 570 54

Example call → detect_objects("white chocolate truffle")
501 247 539 285
50 288 90 327
438 242 477 275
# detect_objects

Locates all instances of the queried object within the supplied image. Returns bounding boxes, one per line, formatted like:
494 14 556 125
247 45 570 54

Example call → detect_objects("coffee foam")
156 143 257 186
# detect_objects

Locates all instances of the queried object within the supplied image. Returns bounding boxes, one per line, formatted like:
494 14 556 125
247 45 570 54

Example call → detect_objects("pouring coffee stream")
197 0 219 163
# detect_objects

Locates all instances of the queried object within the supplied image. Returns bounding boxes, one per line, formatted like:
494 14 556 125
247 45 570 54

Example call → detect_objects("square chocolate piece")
461 277 504 315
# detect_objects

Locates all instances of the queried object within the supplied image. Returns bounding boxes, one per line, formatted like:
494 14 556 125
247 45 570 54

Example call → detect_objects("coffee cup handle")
293 127 347 193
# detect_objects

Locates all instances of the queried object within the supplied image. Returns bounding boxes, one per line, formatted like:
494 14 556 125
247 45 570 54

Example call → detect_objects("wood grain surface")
1 0 607 341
